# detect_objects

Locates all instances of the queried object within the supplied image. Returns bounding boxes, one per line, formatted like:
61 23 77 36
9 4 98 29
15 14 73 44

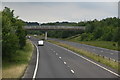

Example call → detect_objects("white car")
28 36 31 39
38 40 44 46
34 34 37 36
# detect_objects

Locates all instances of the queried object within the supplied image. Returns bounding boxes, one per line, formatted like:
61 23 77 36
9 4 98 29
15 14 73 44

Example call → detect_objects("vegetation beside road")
40 17 120 51
2 7 27 61
66 37 118 51
2 7 32 78
2 40 34 78
29 17 120 51
42 17 119 42
48 40 119 71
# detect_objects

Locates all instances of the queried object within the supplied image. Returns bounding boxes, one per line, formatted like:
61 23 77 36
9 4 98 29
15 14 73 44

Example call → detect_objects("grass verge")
48 40 120 71
66 37 118 51
2 40 34 78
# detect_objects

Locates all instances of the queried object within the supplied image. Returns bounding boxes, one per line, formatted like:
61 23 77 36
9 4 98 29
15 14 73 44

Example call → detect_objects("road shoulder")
22 42 37 78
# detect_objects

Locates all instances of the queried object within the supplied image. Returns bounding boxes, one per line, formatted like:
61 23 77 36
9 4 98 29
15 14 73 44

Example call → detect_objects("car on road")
26 36 31 39
34 34 37 36
28 36 31 39
38 40 44 46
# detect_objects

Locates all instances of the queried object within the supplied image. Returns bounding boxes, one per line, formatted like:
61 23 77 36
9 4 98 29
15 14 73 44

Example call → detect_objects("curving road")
30 37 119 78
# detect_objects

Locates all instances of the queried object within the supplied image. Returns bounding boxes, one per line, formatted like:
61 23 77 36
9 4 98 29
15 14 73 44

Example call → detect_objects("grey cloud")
2 2 118 23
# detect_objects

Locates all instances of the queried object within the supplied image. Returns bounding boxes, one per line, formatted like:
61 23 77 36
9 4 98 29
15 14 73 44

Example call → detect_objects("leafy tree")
2 7 19 57
93 27 103 40
2 7 26 60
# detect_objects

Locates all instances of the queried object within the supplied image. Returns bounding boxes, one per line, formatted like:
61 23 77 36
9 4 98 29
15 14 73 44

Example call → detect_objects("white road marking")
32 42 39 79
110 53 114 55
56 53 58 55
64 62 66 64
48 42 120 77
59 57 61 59
71 70 75 74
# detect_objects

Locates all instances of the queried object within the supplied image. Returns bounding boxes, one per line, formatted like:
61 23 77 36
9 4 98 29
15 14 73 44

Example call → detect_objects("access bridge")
24 25 85 31
24 25 85 40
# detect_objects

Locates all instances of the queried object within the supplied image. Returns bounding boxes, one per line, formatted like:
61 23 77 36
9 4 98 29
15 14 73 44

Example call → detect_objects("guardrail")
90 51 119 63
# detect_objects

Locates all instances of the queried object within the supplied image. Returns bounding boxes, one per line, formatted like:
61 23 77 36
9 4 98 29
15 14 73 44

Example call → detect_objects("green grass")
65 36 118 51
48 40 120 71
2 40 34 78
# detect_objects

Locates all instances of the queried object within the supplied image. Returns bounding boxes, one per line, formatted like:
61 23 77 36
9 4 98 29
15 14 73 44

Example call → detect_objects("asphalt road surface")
29 37 119 78
48 38 119 61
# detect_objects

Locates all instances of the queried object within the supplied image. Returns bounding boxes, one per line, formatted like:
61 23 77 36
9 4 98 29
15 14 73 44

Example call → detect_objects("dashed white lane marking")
64 62 66 64
56 53 58 55
48 42 120 77
110 53 113 55
71 70 75 74
59 57 61 59
101 50 103 52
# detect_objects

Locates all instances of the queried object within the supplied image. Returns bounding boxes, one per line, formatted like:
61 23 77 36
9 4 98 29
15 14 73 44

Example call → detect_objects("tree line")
25 22 39 26
2 7 26 60
41 21 85 26
81 17 119 42
41 17 119 42
27 17 119 42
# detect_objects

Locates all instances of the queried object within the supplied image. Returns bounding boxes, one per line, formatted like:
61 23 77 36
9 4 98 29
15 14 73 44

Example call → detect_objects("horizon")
25 16 118 24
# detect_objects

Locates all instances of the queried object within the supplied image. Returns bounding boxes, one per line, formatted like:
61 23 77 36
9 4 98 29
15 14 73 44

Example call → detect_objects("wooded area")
2 7 26 61
41 17 120 42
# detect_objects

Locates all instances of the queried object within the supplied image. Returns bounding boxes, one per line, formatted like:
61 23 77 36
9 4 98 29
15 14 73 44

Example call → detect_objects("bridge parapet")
24 26 85 31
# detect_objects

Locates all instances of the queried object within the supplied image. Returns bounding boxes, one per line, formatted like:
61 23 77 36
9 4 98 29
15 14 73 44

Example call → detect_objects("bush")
80 33 94 41
2 7 26 61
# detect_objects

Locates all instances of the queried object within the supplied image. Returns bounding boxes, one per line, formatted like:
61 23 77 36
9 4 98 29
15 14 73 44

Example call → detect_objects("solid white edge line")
32 42 39 79
48 42 120 77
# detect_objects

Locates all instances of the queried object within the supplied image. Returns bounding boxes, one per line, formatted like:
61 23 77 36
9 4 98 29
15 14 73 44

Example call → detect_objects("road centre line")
59 57 62 59
48 42 120 77
56 53 58 55
64 62 67 64
110 53 114 55
48 45 75 76
101 50 103 52
71 70 75 74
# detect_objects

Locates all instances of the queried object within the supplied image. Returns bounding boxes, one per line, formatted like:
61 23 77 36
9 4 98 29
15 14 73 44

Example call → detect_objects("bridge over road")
24 25 85 31
24 25 85 40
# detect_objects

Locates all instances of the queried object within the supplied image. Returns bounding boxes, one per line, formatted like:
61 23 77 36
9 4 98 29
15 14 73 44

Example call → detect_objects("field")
66 36 118 51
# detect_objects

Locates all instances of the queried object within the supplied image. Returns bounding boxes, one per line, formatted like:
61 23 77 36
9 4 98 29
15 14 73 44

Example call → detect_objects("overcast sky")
1 0 120 2
2 2 118 23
